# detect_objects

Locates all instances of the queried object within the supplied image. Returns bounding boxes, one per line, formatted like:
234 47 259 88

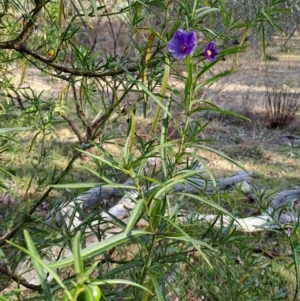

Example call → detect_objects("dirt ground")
201 44 300 192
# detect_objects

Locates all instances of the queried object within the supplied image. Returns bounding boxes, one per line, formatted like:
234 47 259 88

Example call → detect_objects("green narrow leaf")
160 96 172 179
7 231 70 300
197 144 247 171
72 232 84 276
178 192 234 218
125 198 144 235
149 198 162 227
49 230 150 269
125 111 135 156
76 149 123 171
0 167 18 181
148 270 165 301
77 0 90 25
83 262 98 279
91 0 98 18
18 60 27 87
50 182 102 188
187 154 216 188
104 261 144 278
195 69 235 92
162 217 213 268
23 231 51 300
293 246 300 298
92 279 153 295
121 68 172 119
149 169 206 200
260 10 278 29
28 131 41 154
0 127 31 133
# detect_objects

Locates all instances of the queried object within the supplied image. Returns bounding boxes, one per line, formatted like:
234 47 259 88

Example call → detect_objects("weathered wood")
45 169 300 230
278 135 300 147
45 170 254 226
268 189 300 214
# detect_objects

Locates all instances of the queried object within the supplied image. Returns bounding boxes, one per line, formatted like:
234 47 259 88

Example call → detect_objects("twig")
0 266 42 292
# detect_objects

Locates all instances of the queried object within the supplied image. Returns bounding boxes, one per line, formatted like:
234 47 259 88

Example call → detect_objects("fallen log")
45 170 254 226
44 168 300 233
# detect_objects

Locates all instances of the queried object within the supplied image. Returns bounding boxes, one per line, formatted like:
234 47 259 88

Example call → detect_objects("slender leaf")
8 232 71 300
161 217 213 268
148 271 165 301
0 127 31 133
49 230 150 269
125 198 144 235
92 279 153 295
72 232 84 276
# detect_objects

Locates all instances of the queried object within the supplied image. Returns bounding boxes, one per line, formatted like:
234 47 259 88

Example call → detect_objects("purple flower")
167 29 197 60
203 42 218 61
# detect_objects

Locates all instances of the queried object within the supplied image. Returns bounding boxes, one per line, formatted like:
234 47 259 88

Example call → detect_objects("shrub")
0 0 296 300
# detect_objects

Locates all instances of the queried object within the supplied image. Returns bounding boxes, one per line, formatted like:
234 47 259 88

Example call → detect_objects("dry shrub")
264 85 299 129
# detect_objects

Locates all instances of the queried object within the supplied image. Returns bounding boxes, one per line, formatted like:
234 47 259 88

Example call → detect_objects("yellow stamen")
207 50 212 56
180 44 187 51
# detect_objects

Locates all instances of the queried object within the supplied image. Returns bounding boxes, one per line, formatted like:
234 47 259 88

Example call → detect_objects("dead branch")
0 265 42 292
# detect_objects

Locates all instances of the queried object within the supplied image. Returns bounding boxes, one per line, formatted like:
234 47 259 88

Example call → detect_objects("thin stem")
139 235 157 300
291 237 300 301
233 26 249 67
173 55 194 172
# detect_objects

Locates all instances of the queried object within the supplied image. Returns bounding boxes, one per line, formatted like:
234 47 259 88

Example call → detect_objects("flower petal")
167 29 197 60
185 31 197 47
203 42 218 61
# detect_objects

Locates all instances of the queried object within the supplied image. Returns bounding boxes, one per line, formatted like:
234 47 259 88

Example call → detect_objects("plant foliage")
0 0 298 301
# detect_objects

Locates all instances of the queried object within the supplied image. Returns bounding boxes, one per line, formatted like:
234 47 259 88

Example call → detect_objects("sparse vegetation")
265 85 300 129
